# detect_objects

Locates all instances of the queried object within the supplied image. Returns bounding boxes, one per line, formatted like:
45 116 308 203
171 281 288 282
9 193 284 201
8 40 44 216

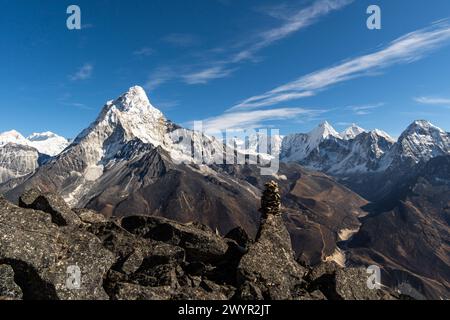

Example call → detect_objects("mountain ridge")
1 86 449 299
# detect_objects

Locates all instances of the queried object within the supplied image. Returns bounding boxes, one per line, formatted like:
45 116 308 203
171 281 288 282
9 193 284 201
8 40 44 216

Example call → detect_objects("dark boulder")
73 208 108 224
0 197 115 300
225 227 251 248
305 262 398 300
120 215 228 264
18 189 81 226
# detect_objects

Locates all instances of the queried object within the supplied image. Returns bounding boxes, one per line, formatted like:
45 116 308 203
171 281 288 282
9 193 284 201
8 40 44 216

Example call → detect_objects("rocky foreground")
0 188 401 300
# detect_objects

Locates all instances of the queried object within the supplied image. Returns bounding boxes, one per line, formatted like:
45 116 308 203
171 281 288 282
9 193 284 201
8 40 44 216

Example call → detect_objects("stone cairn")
260 180 281 218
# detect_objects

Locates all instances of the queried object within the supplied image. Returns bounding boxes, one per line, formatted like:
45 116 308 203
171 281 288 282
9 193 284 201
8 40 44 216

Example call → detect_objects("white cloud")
231 20 450 110
144 67 175 90
182 66 236 84
133 47 154 56
147 1 352 89
347 103 384 115
414 96 450 106
61 102 92 110
69 63 93 81
197 108 324 133
181 0 352 85
235 0 353 63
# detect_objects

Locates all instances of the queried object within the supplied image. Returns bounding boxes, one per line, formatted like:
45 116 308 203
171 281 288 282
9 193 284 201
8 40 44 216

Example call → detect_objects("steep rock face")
0 144 43 184
347 156 450 300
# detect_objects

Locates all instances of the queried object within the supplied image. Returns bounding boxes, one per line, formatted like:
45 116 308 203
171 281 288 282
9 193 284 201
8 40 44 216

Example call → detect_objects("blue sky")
1 0 450 139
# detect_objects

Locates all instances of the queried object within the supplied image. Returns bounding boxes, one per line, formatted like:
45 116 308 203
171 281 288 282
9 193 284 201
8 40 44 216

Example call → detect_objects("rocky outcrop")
236 214 307 299
0 195 114 299
303 261 397 300
19 189 82 226
0 190 400 300
237 181 307 299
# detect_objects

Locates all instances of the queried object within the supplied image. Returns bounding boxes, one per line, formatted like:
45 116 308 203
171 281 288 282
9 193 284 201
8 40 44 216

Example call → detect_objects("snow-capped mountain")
1 86 449 299
281 121 341 163
1 86 277 236
0 130 29 146
2 86 447 201
391 120 449 163
2 86 261 207
280 120 450 175
0 130 69 183
226 132 283 158
0 130 69 156
279 119 449 202
27 132 69 157
339 124 366 140
280 122 396 174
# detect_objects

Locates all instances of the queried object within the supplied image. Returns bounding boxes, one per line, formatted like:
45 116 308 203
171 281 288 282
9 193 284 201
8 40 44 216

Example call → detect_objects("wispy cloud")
58 93 92 110
231 20 450 110
69 63 93 81
61 102 93 110
133 47 154 57
234 0 353 63
414 96 450 106
163 33 200 47
144 67 175 90
180 0 352 85
347 103 384 115
148 0 351 89
182 66 236 84
196 108 324 133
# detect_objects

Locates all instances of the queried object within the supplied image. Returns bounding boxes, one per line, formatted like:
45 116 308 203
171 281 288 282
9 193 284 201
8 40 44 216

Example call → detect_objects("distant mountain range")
0 86 449 299
280 119 449 201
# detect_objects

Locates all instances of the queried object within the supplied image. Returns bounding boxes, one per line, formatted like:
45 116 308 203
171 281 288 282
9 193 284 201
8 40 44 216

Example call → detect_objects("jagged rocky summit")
0 187 401 300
